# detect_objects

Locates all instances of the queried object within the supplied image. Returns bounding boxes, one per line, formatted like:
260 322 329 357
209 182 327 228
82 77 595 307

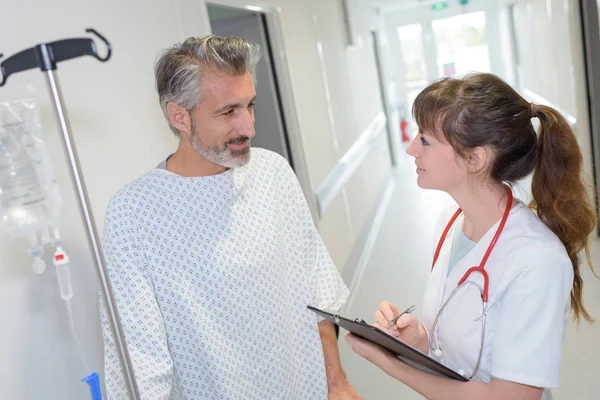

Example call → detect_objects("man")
100 35 361 399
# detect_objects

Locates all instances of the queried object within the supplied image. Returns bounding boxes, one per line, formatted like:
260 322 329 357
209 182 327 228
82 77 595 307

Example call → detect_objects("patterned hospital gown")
100 148 349 399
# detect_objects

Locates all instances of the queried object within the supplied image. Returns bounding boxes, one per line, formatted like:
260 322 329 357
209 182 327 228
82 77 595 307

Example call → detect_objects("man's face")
189 70 256 168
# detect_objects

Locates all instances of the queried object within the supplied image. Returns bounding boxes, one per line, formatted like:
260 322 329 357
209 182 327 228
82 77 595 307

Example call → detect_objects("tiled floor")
338 153 600 399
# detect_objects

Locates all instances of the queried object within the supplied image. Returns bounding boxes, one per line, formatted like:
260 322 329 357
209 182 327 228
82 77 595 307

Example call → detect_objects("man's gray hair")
155 35 261 136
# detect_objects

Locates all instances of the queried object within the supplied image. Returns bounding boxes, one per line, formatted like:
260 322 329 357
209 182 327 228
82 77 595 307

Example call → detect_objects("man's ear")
466 146 489 174
167 102 191 137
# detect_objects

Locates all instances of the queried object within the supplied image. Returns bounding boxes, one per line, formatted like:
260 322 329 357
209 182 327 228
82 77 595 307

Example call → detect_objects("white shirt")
422 202 573 400
100 148 349 399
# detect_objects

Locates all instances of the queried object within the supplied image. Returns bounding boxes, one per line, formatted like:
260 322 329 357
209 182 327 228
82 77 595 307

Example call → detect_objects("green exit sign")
431 0 469 11
431 2 449 11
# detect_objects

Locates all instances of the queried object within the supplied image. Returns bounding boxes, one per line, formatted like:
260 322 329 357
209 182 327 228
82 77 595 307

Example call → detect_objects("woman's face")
406 130 470 193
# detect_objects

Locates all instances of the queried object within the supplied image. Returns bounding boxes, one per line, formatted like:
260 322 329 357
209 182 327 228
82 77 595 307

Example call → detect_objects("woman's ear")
466 146 490 174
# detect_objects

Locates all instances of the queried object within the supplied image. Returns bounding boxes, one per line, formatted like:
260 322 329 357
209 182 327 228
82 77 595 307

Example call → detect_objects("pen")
387 305 416 327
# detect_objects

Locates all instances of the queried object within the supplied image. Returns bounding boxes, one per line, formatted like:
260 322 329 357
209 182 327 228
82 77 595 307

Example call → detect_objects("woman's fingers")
379 301 399 321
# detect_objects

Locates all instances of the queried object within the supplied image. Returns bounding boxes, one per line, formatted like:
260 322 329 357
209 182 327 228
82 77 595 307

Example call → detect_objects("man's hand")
328 380 364 400
318 320 363 399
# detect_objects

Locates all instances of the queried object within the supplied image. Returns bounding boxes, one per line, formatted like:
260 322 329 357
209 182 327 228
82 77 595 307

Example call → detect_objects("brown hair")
413 73 598 322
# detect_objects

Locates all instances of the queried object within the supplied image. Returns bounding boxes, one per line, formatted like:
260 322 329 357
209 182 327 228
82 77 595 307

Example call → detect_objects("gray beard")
190 121 251 168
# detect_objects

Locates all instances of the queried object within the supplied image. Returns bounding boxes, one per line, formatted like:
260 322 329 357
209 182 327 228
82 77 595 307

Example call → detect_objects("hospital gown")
100 148 349 399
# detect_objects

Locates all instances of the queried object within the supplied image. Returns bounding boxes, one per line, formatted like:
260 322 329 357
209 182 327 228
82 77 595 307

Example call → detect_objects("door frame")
578 0 600 234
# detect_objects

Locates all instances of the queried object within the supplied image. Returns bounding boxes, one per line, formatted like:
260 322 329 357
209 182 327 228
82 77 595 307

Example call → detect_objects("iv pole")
0 29 140 400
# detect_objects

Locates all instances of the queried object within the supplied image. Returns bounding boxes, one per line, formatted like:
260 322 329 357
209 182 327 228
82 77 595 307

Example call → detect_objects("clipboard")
308 305 469 382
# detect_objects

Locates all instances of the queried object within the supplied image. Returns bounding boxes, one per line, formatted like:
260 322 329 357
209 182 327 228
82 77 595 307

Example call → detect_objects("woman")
346 73 597 400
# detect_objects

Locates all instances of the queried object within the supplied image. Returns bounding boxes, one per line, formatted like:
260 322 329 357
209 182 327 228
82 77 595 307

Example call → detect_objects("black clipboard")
308 305 469 382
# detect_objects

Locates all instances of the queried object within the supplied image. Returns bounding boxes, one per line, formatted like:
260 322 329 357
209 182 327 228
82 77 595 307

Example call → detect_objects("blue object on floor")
82 372 102 400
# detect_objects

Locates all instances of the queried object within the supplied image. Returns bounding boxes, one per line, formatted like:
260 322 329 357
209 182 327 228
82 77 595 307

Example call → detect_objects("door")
207 3 294 168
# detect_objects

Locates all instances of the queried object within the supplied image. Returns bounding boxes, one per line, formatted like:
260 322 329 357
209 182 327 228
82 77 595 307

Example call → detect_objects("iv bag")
0 99 62 239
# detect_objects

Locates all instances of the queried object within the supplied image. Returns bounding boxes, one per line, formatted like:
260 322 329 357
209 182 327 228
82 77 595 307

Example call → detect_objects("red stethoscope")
428 186 513 379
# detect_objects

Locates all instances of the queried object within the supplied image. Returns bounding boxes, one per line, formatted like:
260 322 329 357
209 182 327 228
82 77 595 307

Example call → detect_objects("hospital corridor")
1 0 600 399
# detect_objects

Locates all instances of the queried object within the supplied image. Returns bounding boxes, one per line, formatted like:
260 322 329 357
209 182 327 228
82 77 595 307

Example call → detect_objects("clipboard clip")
333 313 366 324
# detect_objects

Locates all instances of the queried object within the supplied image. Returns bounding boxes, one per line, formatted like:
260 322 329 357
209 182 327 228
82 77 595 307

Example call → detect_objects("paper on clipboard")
307 305 469 382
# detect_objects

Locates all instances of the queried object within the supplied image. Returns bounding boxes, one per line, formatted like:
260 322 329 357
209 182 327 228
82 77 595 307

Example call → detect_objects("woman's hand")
374 301 427 353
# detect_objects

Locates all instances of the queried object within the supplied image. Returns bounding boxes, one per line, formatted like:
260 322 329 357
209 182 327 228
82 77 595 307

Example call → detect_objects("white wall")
308 0 393 267
512 0 577 113
0 0 392 398
509 0 596 202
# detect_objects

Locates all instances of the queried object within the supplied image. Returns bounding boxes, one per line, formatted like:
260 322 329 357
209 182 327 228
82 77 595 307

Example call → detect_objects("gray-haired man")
100 36 361 399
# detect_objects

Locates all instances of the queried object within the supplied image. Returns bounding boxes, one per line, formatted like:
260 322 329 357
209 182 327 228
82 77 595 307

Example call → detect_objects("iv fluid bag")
0 99 61 238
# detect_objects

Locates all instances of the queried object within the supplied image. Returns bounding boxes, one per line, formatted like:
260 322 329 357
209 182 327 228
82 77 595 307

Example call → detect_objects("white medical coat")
422 202 573 400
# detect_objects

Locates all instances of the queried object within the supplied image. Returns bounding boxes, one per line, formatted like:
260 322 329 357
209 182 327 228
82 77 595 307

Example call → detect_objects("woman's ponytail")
529 105 598 323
